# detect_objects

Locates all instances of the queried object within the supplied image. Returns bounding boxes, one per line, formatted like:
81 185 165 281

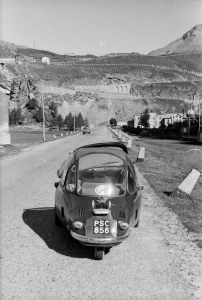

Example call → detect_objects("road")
0 126 201 300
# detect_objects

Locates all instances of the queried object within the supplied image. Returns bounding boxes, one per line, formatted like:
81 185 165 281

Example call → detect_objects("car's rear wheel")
55 206 62 226
135 219 139 227
105 247 111 254
94 247 105 260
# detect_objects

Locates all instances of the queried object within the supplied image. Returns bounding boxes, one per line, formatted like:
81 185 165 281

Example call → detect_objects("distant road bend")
0 126 201 300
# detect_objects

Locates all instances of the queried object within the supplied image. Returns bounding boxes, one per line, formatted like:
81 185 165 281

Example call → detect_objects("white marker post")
136 147 145 162
173 169 200 196
127 138 133 149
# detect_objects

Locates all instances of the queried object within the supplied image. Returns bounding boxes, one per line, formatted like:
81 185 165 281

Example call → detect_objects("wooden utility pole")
188 114 190 139
73 100 75 133
198 95 201 134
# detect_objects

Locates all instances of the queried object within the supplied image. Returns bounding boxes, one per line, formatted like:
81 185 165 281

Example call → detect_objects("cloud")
99 41 104 46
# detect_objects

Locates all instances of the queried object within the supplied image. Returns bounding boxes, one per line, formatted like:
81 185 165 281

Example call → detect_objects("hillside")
0 24 202 125
149 24 202 56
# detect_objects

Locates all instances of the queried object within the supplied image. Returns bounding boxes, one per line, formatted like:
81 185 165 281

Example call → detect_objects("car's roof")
73 142 128 160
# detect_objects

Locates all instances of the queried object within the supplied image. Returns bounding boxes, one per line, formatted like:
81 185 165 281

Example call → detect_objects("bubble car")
54 142 143 260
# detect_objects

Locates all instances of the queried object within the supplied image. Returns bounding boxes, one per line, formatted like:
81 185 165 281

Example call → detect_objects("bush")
110 118 117 126
33 107 43 123
25 99 38 110
141 130 149 137
9 107 24 125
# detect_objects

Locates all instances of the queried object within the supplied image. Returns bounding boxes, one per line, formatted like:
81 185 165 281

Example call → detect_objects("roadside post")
171 169 200 196
136 147 145 162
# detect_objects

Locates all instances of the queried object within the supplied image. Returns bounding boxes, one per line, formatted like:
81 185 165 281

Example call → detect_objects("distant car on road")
83 127 91 134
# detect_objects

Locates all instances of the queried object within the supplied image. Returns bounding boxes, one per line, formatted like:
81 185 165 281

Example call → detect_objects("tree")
33 107 43 123
65 112 74 130
49 101 58 119
9 108 16 125
25 98 38 110
75 112 84 128
139 109 150 128
9 107 24 125
16 107 24 124
57 114 64 130
110 118 117 126
84 117 89 127
51 117 58 127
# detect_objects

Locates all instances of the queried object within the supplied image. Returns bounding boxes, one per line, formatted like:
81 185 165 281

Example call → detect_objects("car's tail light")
73 221 84 229
118 221 129 230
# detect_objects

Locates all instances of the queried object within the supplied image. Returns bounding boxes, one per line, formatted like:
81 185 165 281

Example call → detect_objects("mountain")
0 40 18 57
149 24 202 56
1 24 202 125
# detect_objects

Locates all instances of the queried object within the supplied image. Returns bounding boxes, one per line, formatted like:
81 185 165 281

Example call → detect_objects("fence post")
127 139 132 149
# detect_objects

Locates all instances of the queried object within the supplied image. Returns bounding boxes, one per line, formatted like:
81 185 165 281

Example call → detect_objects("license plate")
93 220 110 234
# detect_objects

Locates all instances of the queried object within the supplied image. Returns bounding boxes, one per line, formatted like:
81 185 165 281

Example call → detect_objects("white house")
133 112 183 128
117 121 127 127
42 57 50 65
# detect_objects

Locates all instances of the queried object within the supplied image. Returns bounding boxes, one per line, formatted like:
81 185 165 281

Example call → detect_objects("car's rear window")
77 153 125 196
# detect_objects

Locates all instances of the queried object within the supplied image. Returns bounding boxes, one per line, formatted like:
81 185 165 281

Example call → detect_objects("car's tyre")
55 206 62 226
105 247 111 254
94 247 105 260
135 219 139 227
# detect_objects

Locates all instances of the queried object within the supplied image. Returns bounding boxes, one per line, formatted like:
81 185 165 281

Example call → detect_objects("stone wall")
74 84 131 94
0 89 11 144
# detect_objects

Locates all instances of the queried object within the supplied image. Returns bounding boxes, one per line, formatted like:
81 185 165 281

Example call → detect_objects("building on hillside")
159 113 183 127
0 58 16 68
132 112 183 128
133 112 162 128
42 57 50 65
117 121 127 127
127 119 134 127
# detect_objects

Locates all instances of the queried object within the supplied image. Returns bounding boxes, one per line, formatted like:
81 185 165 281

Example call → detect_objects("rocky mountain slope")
149 24 202 56
0 24 202 124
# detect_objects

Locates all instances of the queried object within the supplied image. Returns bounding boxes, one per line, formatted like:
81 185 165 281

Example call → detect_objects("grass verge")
130 136 202 248
0 127 78 158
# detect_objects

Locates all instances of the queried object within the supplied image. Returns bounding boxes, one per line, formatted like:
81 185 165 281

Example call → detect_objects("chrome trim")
93 208 110 215
70 230 130 245
89 237 113 241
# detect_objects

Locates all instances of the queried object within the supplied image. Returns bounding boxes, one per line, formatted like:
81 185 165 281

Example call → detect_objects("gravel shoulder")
135 166 202 299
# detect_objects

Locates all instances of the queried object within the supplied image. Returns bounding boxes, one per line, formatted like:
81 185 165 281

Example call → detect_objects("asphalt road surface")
0 126 201 300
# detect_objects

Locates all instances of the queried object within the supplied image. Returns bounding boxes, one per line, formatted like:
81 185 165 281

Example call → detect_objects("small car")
83 127 91 134
54 142 143 260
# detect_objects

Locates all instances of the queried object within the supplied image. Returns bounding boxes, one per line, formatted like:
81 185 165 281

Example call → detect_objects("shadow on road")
22 207 95 259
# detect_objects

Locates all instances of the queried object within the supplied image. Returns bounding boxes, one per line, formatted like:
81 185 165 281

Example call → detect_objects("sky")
0 0 202 56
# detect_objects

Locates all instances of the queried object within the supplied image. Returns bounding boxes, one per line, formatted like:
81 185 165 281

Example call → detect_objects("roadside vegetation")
9 100 87 131
0 126 83 158
129 136 202 248
3 104 88 158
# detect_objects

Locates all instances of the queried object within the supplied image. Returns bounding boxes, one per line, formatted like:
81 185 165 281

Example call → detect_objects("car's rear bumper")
70 230 130 247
